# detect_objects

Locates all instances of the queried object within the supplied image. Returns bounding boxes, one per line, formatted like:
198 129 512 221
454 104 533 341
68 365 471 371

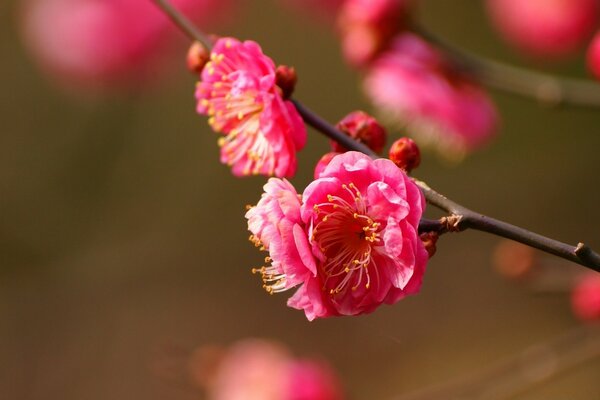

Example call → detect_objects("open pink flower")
21 0 231 90
364 33 498 160
201 339 344 400
196 37 306 177
246 152 428 320
486 0 599 58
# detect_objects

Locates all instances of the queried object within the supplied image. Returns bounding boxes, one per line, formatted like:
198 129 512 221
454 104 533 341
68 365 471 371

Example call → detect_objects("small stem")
151 0 213 50
152 0 600 273
414 25 600 108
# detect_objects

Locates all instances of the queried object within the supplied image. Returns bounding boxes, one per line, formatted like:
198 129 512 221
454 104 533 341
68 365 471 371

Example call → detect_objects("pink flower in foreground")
196 37 306 177
587 32 600 80
571 274 600 322
314 152 341 179
486 0 600 58
21 0 231 90
364 33 498 160
246 152 428 320
205 339 344 400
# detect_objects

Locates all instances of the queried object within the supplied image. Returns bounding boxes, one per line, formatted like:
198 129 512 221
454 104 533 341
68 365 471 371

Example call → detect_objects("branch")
151 0 600 273
414 25 600 108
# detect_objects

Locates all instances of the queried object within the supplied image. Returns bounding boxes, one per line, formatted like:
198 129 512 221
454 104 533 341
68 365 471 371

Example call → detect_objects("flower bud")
571 274 600 322
587 32 600 80
389 137 421 173
333 111 387 154
187 41 210 74
314 152 341 179
420 232 438 258
275 65 297 99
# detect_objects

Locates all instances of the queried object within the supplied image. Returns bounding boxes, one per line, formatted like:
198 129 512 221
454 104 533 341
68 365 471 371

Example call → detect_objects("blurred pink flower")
364 33 498 160
587 32 600 80
338 0 413 66
196 37 306 177
486 0 600 58
205 339 344 400
21 0 231 90
571 274 600 322
247 152 428 320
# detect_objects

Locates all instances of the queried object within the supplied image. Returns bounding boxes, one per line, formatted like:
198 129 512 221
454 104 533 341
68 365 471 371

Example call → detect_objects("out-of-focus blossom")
571 274 600 322
338 0 413 66
247 152 428 320
486 0 600 58
492 240 539 281
21 0 232 90
587 32 600 80
332 111 387 154
314 152 342 179
196 37 306 177
388 137 420 173
364 33 498 160
197 339 344 400
187 41 210 74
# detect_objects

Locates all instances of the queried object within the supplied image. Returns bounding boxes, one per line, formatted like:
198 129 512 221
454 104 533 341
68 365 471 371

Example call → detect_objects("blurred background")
1 0 600 399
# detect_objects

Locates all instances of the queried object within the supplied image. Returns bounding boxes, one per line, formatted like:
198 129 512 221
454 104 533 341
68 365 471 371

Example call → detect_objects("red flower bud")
187 41 210 74
275 65 297 99
389 137 421 173
420 232 438 258
571 274 600 322
587 32 600 80
333 111 387 154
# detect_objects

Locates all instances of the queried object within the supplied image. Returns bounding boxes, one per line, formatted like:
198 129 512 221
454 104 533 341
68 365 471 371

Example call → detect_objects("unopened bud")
275 65 297 99
492 240 538 281
314 152 341 179
333 111 387 154
186 41 210 74
420 232 438 258
389 137 421 172
571 273 600 322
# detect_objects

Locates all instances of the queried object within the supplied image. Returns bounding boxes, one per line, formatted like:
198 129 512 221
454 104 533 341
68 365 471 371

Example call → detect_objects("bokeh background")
1 1 599 399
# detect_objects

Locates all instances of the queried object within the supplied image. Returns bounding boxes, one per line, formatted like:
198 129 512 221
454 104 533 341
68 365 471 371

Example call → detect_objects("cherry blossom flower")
246 152 428 320
314 152 341 179
364 33 498 160
21 0 231 90
486 0 600 58
196 37 306 177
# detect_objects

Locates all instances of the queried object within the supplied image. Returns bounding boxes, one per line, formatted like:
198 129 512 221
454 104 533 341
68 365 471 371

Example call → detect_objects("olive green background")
1 1 599 399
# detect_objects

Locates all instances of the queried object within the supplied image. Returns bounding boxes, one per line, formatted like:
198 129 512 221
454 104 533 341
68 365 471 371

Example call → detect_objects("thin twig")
414 25 600 108
151 0 600 273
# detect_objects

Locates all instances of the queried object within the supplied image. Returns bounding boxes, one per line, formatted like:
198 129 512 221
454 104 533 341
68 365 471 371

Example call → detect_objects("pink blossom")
247 152 428 320
587 32 600 80
333 111 387 154
314 152 341 179
20 0 231 90
364 33 498 160
196 37 306 177
571 274 600 322
338 0 413 66
486 0 600 58
204 339 344 400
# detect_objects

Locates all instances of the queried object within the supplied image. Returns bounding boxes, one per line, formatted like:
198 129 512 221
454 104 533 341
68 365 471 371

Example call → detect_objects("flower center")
311 183 381 295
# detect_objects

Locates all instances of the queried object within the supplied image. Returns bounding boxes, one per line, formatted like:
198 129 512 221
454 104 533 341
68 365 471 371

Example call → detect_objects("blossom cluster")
246 152 428 320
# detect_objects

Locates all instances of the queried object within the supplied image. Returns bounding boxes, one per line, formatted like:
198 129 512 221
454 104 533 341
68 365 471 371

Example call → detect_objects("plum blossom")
196 37 306 177
21 0 231 90
587 32 600 80
364 33 498 160
571 274 600 322
197 339 344 400
486 0 600 58
246 152 428 320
